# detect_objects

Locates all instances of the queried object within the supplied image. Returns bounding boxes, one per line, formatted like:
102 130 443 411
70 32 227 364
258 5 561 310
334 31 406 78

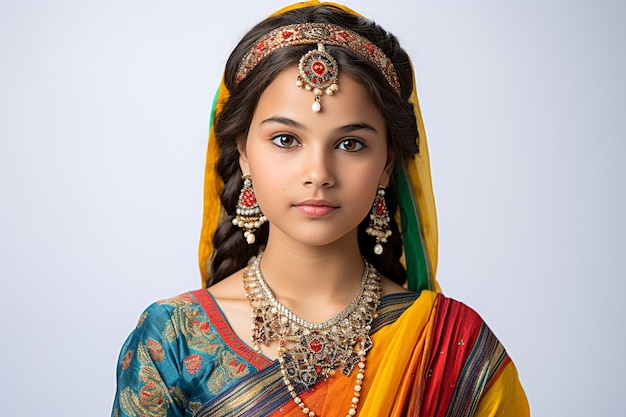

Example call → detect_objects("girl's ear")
379 157 395 187
237 137 250 174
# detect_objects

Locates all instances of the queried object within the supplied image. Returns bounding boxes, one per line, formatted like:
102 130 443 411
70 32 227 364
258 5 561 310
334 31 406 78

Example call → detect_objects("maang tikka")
296 43 339 113
366 186 392 255
232 174 267 244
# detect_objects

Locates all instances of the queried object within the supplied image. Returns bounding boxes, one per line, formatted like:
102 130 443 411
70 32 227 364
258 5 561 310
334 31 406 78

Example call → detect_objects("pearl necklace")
243 253 382 417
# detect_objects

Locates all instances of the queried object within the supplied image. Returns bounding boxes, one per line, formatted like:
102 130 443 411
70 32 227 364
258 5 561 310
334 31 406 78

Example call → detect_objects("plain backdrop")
1 1 624 416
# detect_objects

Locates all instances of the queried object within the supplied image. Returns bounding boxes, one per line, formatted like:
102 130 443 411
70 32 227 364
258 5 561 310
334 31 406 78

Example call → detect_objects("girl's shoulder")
123 290 217 348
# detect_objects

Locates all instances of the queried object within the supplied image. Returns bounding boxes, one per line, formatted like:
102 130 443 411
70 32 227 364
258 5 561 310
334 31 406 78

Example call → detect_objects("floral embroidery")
147 339 165 362
222 352 249 378
139 379 166 408
163 306 221 354
208 350 250 394
137 342 152 365
184 354 203 375
159 293 196 307
121 350 133 371
169 386 188 409
189 401 202 413
119 367 170 417
136 311 148 328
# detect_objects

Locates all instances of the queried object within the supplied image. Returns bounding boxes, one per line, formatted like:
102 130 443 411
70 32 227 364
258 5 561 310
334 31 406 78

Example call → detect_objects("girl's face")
239 66 392 251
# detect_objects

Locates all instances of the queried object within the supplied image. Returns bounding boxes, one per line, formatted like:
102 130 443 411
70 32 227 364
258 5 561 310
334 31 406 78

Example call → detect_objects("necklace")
243 253 382 417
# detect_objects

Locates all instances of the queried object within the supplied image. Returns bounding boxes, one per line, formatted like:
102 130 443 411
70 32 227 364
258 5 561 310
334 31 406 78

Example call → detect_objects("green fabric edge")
395 167 432 292
208 87 220 131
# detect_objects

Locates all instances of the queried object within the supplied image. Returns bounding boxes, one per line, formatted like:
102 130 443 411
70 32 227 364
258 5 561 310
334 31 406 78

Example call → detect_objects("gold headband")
236 23 401 95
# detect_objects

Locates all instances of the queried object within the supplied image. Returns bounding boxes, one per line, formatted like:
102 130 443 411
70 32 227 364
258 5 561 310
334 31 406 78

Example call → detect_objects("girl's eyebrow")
337 123 379 134
260 116 378 134
260 116 305 130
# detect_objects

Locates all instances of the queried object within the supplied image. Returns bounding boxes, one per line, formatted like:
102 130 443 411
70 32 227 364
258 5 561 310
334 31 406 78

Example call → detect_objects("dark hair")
207 5 419 286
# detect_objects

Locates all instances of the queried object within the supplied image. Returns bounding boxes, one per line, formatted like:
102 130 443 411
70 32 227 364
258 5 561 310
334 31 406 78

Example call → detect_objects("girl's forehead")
251 66 385 131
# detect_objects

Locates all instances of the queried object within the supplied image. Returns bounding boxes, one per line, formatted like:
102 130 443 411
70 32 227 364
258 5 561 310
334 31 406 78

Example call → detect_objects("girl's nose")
302 146 335 188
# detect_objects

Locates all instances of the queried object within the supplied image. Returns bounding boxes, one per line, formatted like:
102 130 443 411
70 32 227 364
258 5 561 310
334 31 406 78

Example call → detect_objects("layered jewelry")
232 174 267 244
243 252 382 417
366 186 392 255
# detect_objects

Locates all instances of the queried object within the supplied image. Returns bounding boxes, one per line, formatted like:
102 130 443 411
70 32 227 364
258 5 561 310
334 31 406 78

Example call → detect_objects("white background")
1 1 624 416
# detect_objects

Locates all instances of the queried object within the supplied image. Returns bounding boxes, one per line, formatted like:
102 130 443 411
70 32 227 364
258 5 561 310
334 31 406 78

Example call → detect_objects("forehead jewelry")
236 23 401 113
296 43 338 113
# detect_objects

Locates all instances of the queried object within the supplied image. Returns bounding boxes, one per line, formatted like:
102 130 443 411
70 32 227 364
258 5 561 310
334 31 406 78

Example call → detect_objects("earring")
366 186 392 255
232 174 267 244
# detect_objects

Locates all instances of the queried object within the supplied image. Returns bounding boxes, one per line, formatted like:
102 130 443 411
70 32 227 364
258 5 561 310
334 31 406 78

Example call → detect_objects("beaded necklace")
243 253 382 417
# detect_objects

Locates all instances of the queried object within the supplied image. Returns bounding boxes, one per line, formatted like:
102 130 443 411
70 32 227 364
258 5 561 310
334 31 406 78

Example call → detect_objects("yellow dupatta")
198 0 441 293
362 293 528 416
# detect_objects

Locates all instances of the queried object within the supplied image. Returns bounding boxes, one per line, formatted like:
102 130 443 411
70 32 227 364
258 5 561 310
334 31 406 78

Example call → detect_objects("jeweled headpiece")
236 23 401 112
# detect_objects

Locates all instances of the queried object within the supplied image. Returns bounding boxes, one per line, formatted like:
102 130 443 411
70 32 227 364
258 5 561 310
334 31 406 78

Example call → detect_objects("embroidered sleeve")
112 302 185 417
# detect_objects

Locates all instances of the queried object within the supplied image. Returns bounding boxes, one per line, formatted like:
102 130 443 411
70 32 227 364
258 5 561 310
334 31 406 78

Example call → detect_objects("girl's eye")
337 138 365 152
271 134 300 148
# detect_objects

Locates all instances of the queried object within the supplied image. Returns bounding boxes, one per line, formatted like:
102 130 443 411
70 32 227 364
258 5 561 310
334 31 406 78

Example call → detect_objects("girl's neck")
258 235 365 305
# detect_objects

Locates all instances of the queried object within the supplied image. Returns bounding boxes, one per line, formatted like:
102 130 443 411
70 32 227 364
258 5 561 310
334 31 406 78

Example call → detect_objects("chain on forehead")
236 23 401 95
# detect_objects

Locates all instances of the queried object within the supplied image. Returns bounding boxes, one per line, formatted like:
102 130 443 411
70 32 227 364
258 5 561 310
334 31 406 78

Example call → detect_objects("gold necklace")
243 253 382 417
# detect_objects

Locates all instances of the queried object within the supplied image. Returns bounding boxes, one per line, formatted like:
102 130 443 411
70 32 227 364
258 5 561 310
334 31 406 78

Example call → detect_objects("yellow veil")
198 1 440 293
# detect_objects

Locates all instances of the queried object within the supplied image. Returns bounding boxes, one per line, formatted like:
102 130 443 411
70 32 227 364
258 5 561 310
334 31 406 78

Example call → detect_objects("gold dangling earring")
232 174 267 244
366 186 392 255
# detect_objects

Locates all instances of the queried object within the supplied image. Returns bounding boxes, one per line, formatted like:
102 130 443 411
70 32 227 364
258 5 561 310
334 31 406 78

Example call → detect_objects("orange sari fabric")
270 291 529 417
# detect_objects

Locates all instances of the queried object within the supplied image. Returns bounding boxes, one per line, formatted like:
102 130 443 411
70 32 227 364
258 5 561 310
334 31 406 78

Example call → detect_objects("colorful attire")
113 1 529 415
113 290 528 417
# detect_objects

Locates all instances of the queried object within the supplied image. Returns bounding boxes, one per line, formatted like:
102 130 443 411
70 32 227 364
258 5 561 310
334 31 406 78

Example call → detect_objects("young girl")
112 2 529 416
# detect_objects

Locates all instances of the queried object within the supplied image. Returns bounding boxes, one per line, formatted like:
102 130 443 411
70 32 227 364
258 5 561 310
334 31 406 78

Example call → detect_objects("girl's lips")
295 205 337 217
294 200 338 217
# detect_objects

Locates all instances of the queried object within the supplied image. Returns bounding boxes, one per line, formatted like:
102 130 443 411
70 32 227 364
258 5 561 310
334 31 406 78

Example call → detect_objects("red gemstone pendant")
375 197 385 216
310 339 322 353
312 61 326 75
